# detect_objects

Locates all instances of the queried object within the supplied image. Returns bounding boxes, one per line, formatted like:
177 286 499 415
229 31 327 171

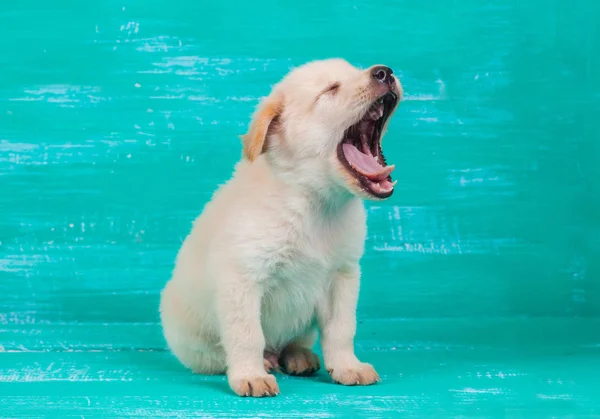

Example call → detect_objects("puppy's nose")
371 65 393 85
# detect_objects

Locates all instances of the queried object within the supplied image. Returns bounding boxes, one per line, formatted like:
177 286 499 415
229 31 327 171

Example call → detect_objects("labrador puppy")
160 59 402 397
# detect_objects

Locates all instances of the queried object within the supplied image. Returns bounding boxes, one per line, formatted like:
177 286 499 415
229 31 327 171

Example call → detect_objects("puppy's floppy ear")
241 90 283 162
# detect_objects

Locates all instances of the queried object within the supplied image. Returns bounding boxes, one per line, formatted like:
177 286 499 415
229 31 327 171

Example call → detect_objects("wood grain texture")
1 0 599 417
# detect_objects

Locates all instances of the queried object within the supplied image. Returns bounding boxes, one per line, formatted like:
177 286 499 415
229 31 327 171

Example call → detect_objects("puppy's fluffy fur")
160 59 402 397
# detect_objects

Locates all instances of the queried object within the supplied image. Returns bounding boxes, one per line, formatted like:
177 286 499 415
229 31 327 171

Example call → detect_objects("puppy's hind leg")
160 282 227 375
171 340 227 375
279 326 321 376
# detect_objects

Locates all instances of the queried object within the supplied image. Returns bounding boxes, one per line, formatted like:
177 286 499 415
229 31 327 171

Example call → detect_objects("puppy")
160 59 402 397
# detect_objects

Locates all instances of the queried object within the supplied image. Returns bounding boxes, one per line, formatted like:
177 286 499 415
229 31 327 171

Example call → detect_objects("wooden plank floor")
1 0 599 417
2 320 599 418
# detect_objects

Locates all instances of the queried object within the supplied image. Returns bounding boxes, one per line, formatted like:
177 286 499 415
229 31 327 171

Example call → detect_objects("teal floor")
2 319 600 417
1 0 599 417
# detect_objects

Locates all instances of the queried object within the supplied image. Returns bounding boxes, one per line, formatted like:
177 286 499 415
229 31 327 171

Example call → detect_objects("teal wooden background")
1 0 599 417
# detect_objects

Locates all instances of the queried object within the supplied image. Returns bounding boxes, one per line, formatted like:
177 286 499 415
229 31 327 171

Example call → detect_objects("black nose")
371 65 393 84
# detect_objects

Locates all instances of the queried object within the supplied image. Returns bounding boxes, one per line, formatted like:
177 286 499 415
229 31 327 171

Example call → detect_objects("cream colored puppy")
160 59 402 397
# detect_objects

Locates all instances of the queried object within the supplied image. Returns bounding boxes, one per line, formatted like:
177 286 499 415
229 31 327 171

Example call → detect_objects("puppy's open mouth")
337 92 398 199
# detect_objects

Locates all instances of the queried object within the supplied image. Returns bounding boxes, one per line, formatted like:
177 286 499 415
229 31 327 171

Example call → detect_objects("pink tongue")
342 143 394 181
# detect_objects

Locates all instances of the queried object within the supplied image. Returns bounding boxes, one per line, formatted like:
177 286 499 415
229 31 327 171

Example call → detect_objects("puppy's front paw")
280 347 320 376
328 362 380 386
229 374 280 397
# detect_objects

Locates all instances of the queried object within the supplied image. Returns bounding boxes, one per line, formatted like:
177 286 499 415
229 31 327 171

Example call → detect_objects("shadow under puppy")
160 58 403 397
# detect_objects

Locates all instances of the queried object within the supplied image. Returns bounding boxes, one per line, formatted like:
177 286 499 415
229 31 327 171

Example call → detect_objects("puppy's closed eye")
324 82 340 94
317 82 340 100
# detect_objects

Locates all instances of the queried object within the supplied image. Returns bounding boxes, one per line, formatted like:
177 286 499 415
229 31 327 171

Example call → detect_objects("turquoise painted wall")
1 1 599 417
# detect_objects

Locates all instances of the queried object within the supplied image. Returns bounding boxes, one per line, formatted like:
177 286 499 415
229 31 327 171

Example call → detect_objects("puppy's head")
242 59 402 200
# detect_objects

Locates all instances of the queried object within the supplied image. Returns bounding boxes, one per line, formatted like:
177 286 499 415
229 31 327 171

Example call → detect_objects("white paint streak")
450 387 503 395
537 394 573 400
